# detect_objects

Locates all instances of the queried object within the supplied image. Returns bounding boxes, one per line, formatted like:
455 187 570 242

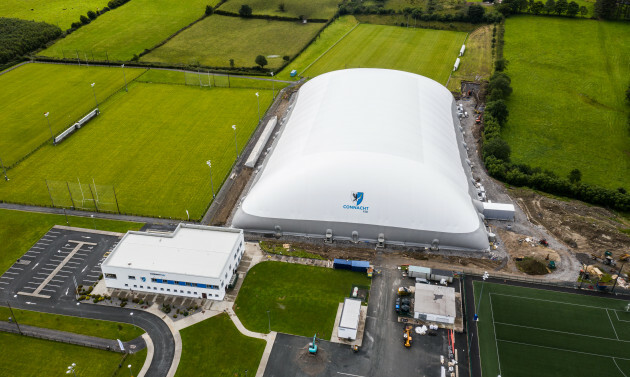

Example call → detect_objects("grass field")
0 306 143 341
218 0 340 20
39 0 212 61
293 23 467 85
0 83 273 219
502 17 630 190
234 261 371 339
137 69 291 90
0 208 142 275
0 63 145 167
141 15 324 69
0 0 110 30
0 332 126 376
447 25 493 92
176 313 265 377
474 282 630 376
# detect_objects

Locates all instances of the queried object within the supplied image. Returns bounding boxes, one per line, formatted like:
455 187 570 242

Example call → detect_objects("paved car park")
0 227 121 302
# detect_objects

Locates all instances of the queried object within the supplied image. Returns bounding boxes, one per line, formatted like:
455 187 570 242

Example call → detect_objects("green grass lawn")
502 16 630 190
218 0 340 20
234 261 371 339
114 349 146 377
0 208 141 275
0 307 143 341
474 282 630 377
0 83 273 219
0 63 145 167
277 15 358 80
137 69 291 90
141 15 324 70
38 0 212 61
0 332 127 376
176 313 265 377
447 24 493 92
0 0 110 30
294 23 467 85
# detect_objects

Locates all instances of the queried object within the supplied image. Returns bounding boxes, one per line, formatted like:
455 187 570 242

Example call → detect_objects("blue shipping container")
333 259 352 270
351 260 370 272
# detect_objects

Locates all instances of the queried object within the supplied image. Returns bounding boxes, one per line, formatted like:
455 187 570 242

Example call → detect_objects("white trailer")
482 202 515 221
459 44 466 56
338 298 362 340
453 58 460 71
408 265 431 279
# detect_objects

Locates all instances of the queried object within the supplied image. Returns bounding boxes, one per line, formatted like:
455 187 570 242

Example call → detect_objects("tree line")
0 18 62 65
497 0 589 17
479 62 630 212
68 0 131 31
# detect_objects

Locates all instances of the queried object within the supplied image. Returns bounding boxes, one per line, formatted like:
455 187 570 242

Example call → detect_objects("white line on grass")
613 310 630 323
492 292 612 310
497 339 630 361
613 358 628 377
300 22 361 77
494 322 629 343
606 309 620 340
489 294 502 375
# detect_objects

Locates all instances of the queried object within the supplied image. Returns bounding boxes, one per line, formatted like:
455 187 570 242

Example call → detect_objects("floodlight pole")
91 83 98 108
122 64 128 92
44 112 53 144
7 301 22 335
66 363 77 376
474 271 489 321
266 310 271 332
271 72 275 99
128 364 133 377
255 92 260 122
206 160 215 199
0 154 8 181
612 261 626 293
232 125 238 159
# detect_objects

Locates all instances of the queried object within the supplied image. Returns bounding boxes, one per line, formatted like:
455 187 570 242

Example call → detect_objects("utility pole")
7 302 22 335
612 261 626 293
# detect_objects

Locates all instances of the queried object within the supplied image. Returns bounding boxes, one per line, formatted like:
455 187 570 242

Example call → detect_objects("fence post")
45 179 55 207
88 184 99 212
66 181 76 209
113 185 121 214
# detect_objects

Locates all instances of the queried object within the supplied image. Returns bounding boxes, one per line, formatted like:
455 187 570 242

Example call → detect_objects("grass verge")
259 241 326 260
447 24 493 92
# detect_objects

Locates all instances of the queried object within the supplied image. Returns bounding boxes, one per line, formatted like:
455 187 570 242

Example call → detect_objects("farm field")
0 332 126 377
141 15 324 70
0 0 109 30
447 24 493 92
502 17 630 190
296 23 467 85
38 0 212 61
0 63 145 167
176 313 265 377
0 83 273 219
218 0 340 20
137 69 291 90
0 208 142 275
474 282 630 376
234 261 371 340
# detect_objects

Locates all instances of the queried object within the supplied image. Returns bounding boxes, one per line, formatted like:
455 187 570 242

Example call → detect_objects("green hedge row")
0 18 62 65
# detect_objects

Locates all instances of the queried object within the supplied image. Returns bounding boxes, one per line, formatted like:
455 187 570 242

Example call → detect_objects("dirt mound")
516 257 549 275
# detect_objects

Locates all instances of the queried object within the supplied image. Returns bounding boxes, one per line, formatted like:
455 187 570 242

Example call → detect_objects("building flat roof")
339 298 362 329
102 224 242 278
414 284 456 318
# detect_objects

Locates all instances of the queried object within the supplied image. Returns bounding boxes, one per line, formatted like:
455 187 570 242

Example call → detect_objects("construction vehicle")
403 325 413 347
475 114 482 124
620 254 630 262
308 334 318 355
548 261 556 270
397 287 411 296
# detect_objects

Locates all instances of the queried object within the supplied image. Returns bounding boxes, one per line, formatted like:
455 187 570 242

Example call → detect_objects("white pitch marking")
606 309 620 340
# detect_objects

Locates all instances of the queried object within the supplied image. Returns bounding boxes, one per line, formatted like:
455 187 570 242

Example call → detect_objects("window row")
149 278 220 290
123 284 220 297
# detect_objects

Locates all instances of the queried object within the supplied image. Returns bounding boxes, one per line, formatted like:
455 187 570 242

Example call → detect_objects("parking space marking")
9 267 24 270
46 284 61 288
32 277 45 280
41 289 56 293
40 268 55 272
0 281 10 285
0 277 14 280
51 279 65 283
31 246 45 250
4 272 19 275
338 373 366 377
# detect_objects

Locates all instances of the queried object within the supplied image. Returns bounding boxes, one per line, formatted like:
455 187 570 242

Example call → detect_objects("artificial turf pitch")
474 282 630 377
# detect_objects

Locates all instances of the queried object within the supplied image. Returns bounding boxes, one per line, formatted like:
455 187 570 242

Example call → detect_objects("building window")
133 285 137 288
178 281 186 286
124 284 128 287
221 282 224 288
215 294 219 297
154 287 157 290
196 283 207 288
167 289 171 292
128 276 136 280
161 288 164 291
194 292 197 294
167 280 174 285
105 273 117 279
187 291 191 294
140 286 144 289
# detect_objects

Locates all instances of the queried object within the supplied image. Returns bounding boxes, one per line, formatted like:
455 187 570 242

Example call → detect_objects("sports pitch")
0 63 145 167
0 81 273 219
295 23 467 85
475 282 630 376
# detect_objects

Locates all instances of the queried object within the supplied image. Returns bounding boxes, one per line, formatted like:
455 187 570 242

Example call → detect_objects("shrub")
283 55 290 62
255 55 268 68
173 314 178 318
483 137 511 161
80 15 90 25
120 302 127 307
278 2 286 12
485 100 509 126
205 5 214 15
239 4 253 17
87 10 97 20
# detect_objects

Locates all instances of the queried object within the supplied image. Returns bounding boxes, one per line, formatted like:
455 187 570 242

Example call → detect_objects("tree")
467 4 485 22
484 137 511 162
568 168 582 184
80 15 91 24
530 1 545 14
488 76 513 98
255 55 268 68
485 100 509 126
544 0 555 14
239 4 253 17
229 58 235 68
594 0 616 19
205 5 213 15
278 2 285 12
555 0 568 14
494 58 508 72
283 55 290 62
87 10 97 19
566 1 579 16
579 5 588 16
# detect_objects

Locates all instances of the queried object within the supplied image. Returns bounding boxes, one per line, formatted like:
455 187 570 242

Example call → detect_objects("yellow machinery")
403 325 413 348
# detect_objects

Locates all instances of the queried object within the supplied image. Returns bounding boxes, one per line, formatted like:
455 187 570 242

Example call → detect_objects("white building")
232 68 489 251
413 283 456 325
338 298 362 340
101 224 244 300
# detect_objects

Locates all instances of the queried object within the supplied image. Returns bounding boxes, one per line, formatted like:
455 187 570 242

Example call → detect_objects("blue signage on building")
343 192 369 213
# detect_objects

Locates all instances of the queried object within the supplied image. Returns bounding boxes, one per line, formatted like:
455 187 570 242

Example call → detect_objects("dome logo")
343 192 368 213
352 192 364 206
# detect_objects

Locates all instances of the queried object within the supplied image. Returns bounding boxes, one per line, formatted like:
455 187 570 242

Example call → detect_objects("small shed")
459 44 466 56
408 265 431 279
430 268 454 283
338 298 362 340
482 202 515 221
453 58 460 71
351 260 370 272
413 284 456 325
333 259 352 270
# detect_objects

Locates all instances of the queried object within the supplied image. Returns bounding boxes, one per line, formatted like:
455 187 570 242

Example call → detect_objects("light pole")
206 160 215 199
122 64 128 92
186 209 190 221
130 312 135 329
266 310 271 333
255 92 260 122
7 301 22 335
44 112 53 144
128 364 133 377
612 261 626 293
0 154 8 181
232 125 238 159
90 214 96 229
271 72 275 99
66 363 77 376
91 82 98 108
474 271 490 321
